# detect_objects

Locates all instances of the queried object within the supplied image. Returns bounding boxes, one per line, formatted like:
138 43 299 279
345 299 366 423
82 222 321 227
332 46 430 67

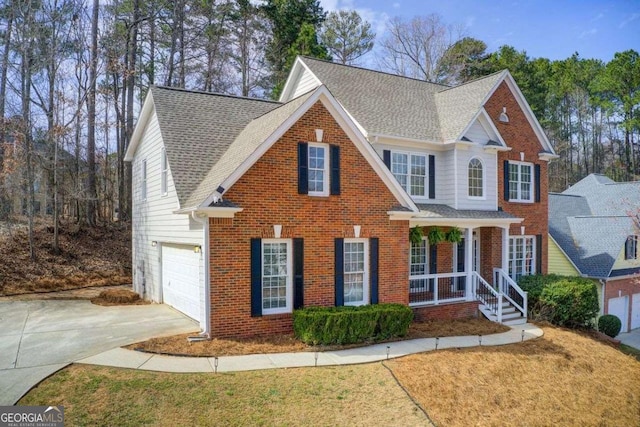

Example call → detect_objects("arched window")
468 158 483 197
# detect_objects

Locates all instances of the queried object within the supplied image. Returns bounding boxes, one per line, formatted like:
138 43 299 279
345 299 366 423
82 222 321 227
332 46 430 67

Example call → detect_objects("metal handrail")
472 271 503 323
494 268 528 318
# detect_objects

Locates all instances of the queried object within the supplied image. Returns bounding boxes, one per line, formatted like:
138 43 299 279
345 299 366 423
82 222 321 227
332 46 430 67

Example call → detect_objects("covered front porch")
393 204 530 325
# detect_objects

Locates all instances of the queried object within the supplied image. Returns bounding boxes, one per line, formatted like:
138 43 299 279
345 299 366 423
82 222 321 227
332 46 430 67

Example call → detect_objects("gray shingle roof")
300 57 505 143
416 203 517 219
549 174 640 278
152 86 280 207
185 91 314 209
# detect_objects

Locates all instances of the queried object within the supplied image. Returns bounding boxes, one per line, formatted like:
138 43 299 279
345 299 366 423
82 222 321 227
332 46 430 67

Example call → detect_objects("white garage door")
632 293 640 331
162 244 201 321
608 296 629 334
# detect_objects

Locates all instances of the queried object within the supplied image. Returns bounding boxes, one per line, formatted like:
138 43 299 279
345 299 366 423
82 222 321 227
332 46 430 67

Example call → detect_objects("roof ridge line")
152 85 281 104
299 55 451 88
436 70 507 94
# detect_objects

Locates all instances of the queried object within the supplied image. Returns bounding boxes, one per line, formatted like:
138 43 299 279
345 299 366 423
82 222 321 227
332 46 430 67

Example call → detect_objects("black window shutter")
370 238 379 304
428 155 436 199
298 142 308 194
250 238 262 317
293 238 304 309
503 160 510 201
429 243 438 274
335 238 344 306
330 145 340 195
534 164 541 202
536 234 542 274
383 150 391 169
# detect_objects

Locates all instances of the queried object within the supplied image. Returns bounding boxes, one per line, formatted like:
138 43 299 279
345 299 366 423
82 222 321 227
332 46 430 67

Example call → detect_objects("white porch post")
465 227 474 301
501 226 510 274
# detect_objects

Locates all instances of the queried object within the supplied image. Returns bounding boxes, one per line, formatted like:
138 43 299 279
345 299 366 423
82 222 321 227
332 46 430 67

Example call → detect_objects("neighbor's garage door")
162 244 201 321
608 296 629 333
632 293 640 331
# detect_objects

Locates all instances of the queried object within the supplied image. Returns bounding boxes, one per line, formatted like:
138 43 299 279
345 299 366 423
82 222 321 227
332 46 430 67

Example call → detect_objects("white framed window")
344 238 369 306
262 239 292 315
508 161 533 202
509 236 535 281
308 143 329 196
391 151 426 197
160 148 168 196
141 159 147 201
625 235 638 260
468 158 484 198
409 238 428 292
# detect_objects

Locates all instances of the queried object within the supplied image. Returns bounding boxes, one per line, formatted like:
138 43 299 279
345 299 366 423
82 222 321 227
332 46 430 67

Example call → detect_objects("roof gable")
125 87 280 207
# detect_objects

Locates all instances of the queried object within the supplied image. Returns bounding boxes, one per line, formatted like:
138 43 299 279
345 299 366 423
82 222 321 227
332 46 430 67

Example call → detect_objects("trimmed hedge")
293 304 413 345
539 279 599 328
598 314 622 338
518 274 600 328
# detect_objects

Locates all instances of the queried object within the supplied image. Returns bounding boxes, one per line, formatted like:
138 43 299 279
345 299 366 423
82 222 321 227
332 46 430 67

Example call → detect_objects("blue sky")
319 0 640 62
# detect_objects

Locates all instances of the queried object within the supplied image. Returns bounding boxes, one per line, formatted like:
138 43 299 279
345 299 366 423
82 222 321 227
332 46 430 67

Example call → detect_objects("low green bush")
293 304 413 345
518 274 565 307
598 314 622 338
539 278 599 328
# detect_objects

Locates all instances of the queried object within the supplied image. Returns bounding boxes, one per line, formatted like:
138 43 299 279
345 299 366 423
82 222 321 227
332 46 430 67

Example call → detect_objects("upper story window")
625 235 638 260
141 159 147 201
468 158 484 198
392 152 426 197
508 161 533 202
308 143 328 196
160 148 168 196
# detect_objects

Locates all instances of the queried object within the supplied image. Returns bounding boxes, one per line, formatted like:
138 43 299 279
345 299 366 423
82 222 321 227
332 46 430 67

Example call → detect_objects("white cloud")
619 12 640 28
579 28 598 38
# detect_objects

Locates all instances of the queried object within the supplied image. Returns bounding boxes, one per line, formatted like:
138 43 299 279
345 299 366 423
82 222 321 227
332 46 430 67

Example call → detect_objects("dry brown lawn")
127 318 509 356
90 288 149 306
386 326 640 427
20 363 429 427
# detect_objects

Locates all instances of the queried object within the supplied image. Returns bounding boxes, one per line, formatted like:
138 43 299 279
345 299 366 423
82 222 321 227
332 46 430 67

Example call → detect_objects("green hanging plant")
427 226 446 245
446 226 463 243
409 226 424 245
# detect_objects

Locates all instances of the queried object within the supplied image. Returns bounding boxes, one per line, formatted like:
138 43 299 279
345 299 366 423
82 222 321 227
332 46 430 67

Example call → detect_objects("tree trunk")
0 11 13 220
86 0 99 226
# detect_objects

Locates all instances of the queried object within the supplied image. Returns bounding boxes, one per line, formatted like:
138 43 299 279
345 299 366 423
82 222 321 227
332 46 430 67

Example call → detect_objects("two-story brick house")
125 57 556 338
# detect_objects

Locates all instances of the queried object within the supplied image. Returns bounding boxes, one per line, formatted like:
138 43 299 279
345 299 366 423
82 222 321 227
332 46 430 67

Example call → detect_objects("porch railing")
494 268 528 319
472 271 502 323
409 272 468 306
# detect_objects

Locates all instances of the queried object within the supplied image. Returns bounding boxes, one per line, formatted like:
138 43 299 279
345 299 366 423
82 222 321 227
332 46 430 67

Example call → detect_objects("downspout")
599 279 606 318
191 211 211 339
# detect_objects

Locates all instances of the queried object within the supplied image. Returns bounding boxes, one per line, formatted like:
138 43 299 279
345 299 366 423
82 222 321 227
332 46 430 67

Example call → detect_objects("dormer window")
625 235 638 260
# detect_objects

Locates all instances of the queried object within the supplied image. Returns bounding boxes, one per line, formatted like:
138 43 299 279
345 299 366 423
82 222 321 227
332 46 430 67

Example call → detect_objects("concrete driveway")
0 300 198 405
618 328 640 350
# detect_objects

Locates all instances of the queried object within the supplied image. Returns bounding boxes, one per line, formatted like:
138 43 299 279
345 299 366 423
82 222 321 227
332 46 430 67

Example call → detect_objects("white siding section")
372 142 453 205
131 109 205 327
291 68 320 99
455 145 498 210
464 120 490 144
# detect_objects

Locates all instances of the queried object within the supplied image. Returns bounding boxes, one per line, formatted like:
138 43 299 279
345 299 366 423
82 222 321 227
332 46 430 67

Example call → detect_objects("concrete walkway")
77 323 544 373
0 300 197 405
618 328 640 350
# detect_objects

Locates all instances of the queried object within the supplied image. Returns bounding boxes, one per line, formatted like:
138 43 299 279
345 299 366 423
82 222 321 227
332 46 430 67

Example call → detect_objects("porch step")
479 299 526 326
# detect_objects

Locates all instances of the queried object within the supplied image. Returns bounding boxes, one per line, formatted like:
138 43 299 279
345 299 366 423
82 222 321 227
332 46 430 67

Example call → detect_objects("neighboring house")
549 174 640 332
125 56 556 338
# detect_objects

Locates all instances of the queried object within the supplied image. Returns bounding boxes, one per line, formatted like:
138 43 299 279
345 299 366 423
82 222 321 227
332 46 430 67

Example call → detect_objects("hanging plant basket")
409 226 424 245
446 226 463 243
427 226 446 245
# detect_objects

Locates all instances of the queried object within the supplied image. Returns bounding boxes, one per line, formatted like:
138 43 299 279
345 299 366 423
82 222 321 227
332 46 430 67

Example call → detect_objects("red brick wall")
485 81 549 275
209 101 409 338
413 301 479 322
604 277 640 332
480 227 503 281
